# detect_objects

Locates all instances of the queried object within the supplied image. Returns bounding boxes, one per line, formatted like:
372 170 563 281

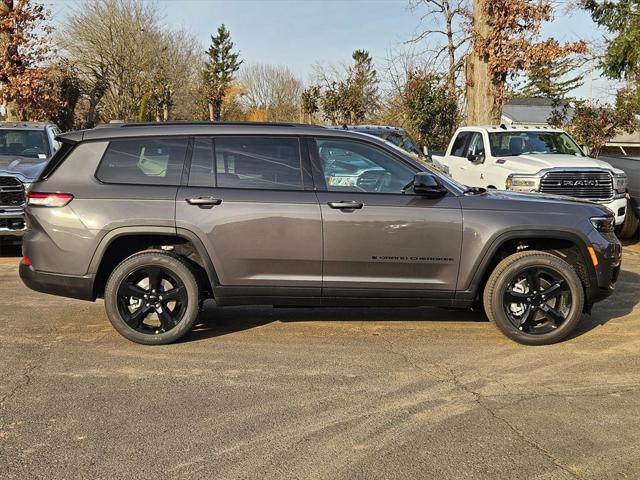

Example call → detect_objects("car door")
175 135 322 298
462 132 489 187
446 131 473 184
310 136 463 299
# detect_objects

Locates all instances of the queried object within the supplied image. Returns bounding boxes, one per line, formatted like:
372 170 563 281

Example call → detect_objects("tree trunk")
465 0 502 125
208 102 214 121
0 0 18 121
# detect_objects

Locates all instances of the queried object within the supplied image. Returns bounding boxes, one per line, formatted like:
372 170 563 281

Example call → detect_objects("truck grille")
0 176 25 207
539 171 613 200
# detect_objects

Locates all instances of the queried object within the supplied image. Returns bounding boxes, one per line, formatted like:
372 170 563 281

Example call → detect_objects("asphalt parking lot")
1 245 639 480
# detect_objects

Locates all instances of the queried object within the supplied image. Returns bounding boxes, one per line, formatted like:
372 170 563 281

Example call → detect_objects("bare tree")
239 63 303 121
57 0 201 126
407 0 470 92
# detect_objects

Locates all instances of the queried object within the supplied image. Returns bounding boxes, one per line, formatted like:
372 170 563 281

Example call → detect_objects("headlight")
505 174 540 192
590 215 615 233
614 173 627 194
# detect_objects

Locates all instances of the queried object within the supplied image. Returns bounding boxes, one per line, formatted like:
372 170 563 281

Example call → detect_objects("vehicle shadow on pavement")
187 302 485 342
187 265 640 343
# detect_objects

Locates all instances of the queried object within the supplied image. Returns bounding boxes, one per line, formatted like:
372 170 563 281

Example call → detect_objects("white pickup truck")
433 125 628 225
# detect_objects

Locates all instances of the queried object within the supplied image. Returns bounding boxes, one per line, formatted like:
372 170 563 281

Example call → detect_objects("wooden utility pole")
465 0 500 125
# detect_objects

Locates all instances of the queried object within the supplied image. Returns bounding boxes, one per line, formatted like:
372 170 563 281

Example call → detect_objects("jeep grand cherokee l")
20 122 622 346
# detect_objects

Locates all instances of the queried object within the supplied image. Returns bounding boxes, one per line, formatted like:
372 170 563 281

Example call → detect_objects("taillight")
22 257 32 266
26 192 74 207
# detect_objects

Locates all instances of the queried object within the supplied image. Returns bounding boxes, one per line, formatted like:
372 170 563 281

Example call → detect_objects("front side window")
97 138 188 185
489 131 584 157
466 133 485 157
215 137 303 190
451 132 471 157
314 138 416 194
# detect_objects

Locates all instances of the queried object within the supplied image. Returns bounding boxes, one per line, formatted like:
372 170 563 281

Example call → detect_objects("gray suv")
19 122 622 345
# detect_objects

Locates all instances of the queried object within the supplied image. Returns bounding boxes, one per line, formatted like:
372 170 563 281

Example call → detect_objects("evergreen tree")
202 24 242 121
347 49 378 123
581 0 640 80
520 57 584 99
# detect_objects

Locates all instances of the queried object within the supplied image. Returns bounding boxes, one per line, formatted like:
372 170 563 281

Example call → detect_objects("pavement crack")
439 364 585 480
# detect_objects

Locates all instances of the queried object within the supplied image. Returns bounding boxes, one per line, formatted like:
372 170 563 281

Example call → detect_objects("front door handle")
186 196 222 209
327 201 364 210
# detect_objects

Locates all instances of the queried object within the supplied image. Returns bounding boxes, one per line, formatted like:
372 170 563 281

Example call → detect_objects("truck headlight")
505 174 540 192
590 215 615 233
614 173 627 194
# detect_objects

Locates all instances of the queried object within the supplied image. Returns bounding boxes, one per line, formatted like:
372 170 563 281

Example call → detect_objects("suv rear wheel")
483 251 584 345
104 251 201 345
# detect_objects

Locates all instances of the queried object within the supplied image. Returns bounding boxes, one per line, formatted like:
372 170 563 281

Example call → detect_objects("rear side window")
215 137 303 190
97 138 188 185
188 137 215 188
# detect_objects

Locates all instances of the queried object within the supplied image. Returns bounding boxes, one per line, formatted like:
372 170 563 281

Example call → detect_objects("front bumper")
586 229 622 305
0 208 27 239
597 196 627 225
19 261 95 301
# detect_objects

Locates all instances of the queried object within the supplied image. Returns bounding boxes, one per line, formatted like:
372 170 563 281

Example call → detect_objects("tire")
483 251 584 346
104 251 201 345
616 198 639 240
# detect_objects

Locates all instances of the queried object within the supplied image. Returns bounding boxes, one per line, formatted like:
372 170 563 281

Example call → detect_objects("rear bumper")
19 261 95 301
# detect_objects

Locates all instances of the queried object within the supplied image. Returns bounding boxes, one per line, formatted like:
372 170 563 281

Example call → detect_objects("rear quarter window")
96 138 188 185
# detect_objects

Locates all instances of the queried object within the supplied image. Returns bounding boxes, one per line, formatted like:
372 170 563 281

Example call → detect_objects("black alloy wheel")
502 266 572 335
116 265 188 335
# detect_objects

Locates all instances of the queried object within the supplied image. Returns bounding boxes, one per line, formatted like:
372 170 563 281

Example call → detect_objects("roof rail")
98 121 325 129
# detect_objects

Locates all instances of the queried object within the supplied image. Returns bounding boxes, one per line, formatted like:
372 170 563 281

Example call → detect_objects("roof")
502 97 573 125
461 124 564 132
0 122 52 130
58 121 387 144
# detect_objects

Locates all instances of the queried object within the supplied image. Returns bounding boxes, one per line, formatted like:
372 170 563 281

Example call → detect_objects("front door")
310 137 463 297
176 136 322 297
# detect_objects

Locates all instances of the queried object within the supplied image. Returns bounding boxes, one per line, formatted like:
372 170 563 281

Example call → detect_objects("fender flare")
459 228 597 300
87 226 220 292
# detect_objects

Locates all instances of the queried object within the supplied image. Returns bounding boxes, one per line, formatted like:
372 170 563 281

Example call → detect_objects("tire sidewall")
104 252 200 345
489 255 584 346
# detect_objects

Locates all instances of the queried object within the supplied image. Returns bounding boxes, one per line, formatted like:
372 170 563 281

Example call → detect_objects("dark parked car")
20 122 621 346
0 122 60 244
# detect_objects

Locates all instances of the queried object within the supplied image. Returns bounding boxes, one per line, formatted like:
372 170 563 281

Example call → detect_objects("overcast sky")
45 0 618 102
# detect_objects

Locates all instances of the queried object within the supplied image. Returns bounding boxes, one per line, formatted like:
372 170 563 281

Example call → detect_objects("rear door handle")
186 196 222 208
327 201 364 210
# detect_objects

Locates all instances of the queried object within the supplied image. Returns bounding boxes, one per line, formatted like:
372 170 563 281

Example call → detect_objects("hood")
0 155 48 181
461 188 611 217
497 154 622 175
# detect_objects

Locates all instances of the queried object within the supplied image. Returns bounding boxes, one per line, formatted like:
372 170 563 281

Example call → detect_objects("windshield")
0 129 50 158
489 131 583 157
367 130 422 156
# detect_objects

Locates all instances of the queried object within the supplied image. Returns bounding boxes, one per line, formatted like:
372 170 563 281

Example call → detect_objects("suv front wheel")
483 251 585 345
104 251 201 345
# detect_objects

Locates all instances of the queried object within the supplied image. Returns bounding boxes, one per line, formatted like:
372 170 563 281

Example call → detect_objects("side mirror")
422 145 429 156
413 172 447 198
467 151 485 164
581 145 591 156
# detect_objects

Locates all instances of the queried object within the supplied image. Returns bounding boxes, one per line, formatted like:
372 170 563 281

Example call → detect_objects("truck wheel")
616 198 639 240
483 251 584 346
104 251 201 345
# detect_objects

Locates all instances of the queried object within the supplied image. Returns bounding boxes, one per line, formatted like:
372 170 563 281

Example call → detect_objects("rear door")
176 135 322 298
310 136 463 298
